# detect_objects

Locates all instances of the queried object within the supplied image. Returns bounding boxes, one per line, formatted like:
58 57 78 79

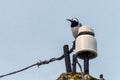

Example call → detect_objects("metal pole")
99 74 104 80
63 45 72 73
72 54 77 74
83 53 89 74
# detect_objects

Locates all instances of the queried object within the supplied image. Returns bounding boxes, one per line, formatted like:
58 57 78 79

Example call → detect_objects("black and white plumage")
67 17 82 38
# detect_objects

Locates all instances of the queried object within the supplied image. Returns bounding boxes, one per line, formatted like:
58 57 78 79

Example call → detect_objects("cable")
0 41 75 78
76 59 84 80
0 63 37 78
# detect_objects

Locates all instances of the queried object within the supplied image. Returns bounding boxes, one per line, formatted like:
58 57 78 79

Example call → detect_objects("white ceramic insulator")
75 26 97 60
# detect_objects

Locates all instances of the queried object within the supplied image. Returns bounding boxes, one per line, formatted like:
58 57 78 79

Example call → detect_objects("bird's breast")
71 26 79 38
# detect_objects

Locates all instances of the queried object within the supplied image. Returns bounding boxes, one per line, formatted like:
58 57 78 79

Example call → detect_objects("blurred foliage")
57 72 99 80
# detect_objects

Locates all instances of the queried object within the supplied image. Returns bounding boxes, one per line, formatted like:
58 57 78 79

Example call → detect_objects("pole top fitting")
76 26 97 60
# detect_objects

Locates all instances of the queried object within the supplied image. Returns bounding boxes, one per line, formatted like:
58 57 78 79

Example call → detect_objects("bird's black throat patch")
71 21 79 27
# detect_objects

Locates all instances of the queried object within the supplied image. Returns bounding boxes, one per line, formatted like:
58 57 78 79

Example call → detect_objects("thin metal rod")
84 53 89 74
99 74 105 80
63 45 72 73
72 54 77 74
76 60 84 80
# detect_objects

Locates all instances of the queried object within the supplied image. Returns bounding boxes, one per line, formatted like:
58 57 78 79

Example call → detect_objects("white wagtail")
67 17 82 39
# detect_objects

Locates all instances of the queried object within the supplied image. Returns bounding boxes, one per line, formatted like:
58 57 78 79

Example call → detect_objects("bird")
67 17 82 39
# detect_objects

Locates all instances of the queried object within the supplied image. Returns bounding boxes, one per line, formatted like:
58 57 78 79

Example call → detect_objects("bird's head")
67 17 81 27
67 17 79 23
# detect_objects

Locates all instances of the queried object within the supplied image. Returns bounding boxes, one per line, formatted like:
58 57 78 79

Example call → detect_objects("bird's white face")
67 17 79 22
71 18 79 22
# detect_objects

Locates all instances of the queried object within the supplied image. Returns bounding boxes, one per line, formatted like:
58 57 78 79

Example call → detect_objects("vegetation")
57 72 99 80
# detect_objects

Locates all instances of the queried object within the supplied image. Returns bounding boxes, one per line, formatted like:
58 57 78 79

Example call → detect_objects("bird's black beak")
66 19 72 22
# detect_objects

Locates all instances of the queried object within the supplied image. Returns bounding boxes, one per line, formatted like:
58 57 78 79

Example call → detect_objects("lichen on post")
57 72 99 80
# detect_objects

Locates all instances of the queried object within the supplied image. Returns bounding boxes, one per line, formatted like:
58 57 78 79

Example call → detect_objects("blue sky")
0 0 120 80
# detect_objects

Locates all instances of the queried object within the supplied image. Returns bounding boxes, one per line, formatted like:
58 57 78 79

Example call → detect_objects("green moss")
57 72 99 80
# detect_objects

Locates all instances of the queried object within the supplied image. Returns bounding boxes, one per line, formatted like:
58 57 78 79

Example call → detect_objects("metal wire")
0 63 37 78
76 59 84 80
0 41 75 78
